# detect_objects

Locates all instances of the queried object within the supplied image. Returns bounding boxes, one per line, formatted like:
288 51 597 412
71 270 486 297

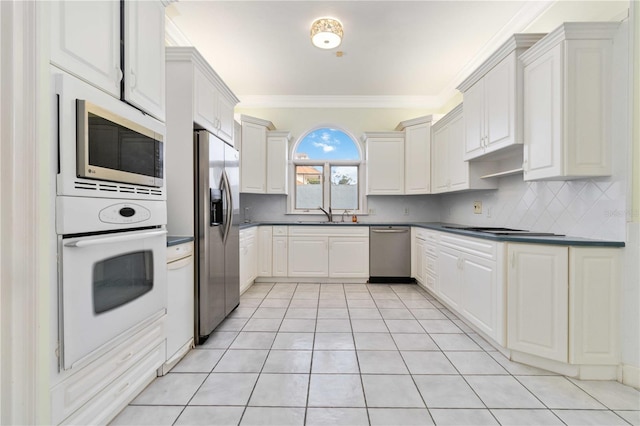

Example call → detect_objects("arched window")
291 127 363 215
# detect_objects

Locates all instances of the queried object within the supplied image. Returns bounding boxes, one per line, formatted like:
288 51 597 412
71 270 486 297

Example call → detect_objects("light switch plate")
473 201 482 214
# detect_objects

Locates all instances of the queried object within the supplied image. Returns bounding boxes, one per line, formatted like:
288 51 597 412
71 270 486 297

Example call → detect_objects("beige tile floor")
111 283 640 426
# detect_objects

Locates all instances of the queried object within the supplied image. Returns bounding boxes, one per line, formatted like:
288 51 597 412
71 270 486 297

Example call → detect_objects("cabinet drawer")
439 233 496 260
424 242 437 257
289 226 368 237
273 226 288 236
425 273 437 293
61 341 166 425
51 316 165 424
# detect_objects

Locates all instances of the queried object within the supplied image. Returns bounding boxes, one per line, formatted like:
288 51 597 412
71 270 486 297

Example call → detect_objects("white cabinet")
286 226 369 278
520 22 619 180
272 226 288 277
266 131 291 194
507 244 570 362
123 0 166 121
364 132 405 195
437 233 503 344
458 35 545 160
51 1 167 120
431 104 497 194
507 243 620 366
288 237 329 277
193 65 238 144
257 226 273 277
412 227 438 293
396 116 439 194
50 1 121 97
239 227 258 293
329 237 369 278
240 115 291 194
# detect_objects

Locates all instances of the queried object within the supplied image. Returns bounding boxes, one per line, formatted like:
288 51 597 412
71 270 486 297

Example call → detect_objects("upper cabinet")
50 1 121 97
166 47 239 145
123 1 166 121
239 116 290 195
396 115 440 195
364 132 405 195
457 34 546 161
520 22 619 181
50 0 167 121
431 104 498 194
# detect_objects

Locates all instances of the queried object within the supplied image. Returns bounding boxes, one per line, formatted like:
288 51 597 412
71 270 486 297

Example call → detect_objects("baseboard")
622 364 640 389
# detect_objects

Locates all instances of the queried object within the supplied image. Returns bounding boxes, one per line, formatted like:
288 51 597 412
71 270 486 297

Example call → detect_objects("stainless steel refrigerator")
194 130 240 344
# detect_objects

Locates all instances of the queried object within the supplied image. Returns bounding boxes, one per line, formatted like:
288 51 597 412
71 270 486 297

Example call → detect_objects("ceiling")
165 1 628 109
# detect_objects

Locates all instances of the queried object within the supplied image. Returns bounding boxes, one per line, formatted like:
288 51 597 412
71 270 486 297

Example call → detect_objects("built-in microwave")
76 100 164 187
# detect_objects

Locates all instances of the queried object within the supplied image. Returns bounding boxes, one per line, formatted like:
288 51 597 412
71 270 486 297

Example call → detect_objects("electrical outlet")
473 201 482 214
404 207 410 216
487 206 492 218
368 208 376 215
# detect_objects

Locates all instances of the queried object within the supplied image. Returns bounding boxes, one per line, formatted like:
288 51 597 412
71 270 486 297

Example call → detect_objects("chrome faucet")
318 206 332 223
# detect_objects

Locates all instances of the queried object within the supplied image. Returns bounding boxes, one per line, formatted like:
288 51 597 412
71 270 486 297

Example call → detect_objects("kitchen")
1 0 639 425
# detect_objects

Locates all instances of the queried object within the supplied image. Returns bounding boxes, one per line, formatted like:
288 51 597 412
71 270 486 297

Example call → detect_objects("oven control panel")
99 203 151 224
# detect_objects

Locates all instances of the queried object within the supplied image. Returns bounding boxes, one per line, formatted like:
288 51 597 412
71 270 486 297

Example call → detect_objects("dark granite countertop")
239 221 625 247
167 236 195 247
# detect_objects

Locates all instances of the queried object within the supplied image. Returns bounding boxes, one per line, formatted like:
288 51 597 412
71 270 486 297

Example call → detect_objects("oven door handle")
64 230 167 248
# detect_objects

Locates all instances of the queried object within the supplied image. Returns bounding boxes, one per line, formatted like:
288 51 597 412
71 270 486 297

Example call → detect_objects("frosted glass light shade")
310 18 343 49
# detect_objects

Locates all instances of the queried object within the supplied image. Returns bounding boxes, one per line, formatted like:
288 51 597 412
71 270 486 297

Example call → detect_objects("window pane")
294 128 360 160
296 165 323 209
331 166 358 210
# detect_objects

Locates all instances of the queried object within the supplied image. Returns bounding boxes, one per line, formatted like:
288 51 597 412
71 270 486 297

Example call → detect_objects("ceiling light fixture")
310 17 343 49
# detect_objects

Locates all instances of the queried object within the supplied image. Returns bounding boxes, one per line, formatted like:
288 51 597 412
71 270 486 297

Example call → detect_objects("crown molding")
438 0 555 100
236 95 445 109
165 15 191 47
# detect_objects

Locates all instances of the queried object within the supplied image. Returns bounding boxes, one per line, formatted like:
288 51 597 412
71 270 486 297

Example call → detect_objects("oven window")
93 250 154 314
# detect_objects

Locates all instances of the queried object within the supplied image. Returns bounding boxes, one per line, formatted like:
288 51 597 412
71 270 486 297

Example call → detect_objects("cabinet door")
217 94 235 144
257 227 273 277
193 68 218 133
329 237 369 278
366 137 404 195
431 125 449 193
50 1 121 97
272 236 288 277
288 237 329 277
437 246 460 309
414 238 426 284
240 122 267 193
266 136 288 194
404 124 431 194
447 112 469 191
507 244 568 362
123 0 165 121
460 254 497 340
463 81 485 160
523 45 563 180
485 54 515 152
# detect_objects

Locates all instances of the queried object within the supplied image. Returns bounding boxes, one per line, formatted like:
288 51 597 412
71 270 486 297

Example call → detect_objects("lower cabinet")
288 237 329 277
272 226 288 277
257 226 273 276
507 243 620 366
436 234 503 345
507 244 568 362
239 227 257 293
329 237 369 278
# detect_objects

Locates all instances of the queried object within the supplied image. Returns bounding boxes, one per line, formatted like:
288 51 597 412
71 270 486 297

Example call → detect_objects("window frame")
289 126 366 216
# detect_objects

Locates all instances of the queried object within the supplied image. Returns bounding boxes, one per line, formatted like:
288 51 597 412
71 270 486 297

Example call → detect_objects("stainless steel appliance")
194 130 240 344
76 100 164 187
369 226 412 283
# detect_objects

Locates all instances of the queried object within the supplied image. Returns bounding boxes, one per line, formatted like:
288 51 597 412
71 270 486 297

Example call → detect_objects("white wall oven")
53 69 168 371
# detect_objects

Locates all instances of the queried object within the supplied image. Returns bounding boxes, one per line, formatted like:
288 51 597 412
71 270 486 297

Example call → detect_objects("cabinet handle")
117 381 131 395
115 67 123 86
117 352 134 366
130 69 137 89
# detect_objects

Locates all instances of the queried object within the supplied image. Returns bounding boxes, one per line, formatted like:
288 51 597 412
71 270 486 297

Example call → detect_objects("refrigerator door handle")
221 170 232 245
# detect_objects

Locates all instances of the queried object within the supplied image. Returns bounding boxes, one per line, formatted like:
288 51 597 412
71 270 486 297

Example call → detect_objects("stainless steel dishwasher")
369 226 413 283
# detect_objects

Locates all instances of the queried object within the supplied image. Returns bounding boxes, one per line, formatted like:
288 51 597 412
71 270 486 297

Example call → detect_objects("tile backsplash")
441 174 627 241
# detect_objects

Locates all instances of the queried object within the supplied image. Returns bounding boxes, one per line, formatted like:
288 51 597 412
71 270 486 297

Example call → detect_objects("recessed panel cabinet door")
50 0 121 97
404 123 431 194
124 0 166 121
463 81 485 159
507 244 568 362
366 137 404 195
288 237 329 277
329 237 369 278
